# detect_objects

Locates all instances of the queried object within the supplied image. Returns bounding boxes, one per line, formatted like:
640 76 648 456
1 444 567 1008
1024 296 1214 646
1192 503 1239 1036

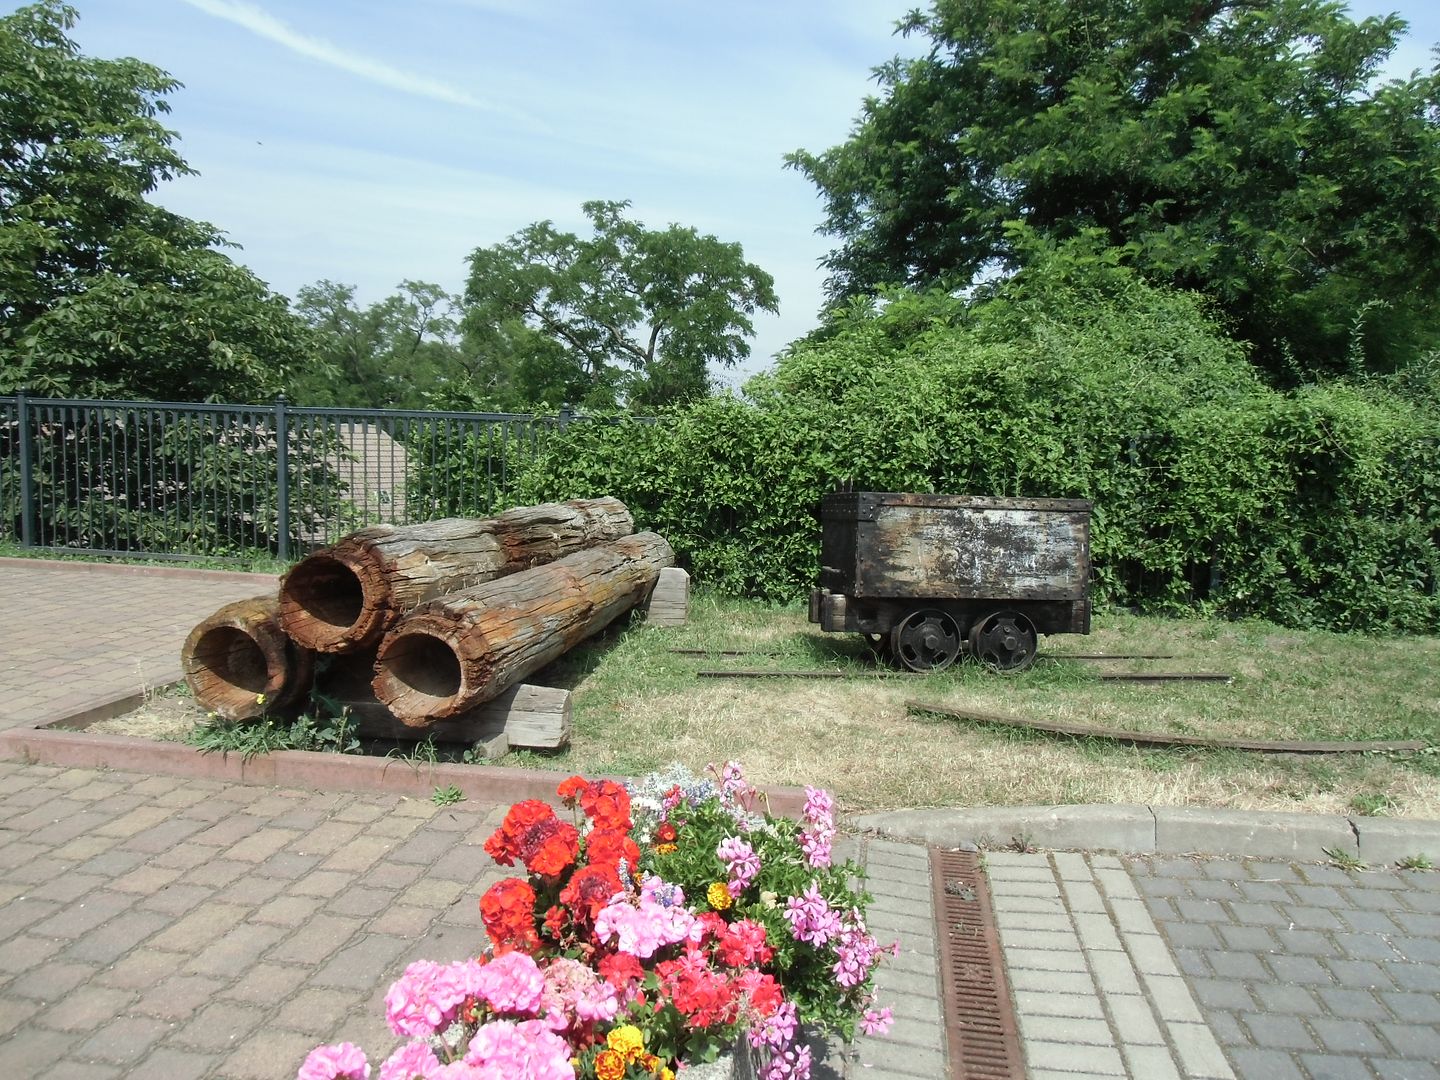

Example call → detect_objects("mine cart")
808 492 1091 673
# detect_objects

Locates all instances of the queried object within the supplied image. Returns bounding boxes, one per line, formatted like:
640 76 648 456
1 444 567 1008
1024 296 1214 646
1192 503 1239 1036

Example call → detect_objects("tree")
288 279 465 408
461 200 779 409
0 0 312 401
787 0 1440 379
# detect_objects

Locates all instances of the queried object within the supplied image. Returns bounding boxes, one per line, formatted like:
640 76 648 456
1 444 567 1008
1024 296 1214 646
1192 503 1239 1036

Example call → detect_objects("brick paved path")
0 761 507 1079
989 850 1440 1080
0 561 274 731
1134 855 1440 1080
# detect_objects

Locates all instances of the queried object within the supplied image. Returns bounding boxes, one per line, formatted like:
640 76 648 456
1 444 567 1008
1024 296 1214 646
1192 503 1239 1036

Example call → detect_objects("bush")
515 266 1439 632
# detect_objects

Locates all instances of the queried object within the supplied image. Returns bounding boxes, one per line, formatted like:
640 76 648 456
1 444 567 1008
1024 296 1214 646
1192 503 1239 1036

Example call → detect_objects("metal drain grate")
929 848 1026 1080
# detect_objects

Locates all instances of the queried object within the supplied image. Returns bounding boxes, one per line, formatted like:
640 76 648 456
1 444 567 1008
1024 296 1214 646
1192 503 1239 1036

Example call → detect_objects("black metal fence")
0 393 595 562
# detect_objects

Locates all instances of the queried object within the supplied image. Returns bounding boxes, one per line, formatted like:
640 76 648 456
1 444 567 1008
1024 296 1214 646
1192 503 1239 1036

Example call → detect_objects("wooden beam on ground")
645 567 690 626
906 700 1426 754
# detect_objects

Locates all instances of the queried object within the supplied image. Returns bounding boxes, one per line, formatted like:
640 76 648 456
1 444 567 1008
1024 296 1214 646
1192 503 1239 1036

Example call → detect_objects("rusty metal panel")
855 502 1089 600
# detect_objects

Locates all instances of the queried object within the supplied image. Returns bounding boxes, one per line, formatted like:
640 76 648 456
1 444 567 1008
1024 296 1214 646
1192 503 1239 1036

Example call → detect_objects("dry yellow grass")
96 594 1440 820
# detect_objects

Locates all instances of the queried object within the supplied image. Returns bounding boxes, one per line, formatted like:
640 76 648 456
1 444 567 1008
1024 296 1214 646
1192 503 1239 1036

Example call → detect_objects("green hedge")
513 271 1440 633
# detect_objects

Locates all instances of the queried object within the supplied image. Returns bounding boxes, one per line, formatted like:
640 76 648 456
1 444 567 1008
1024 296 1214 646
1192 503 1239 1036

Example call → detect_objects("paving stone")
1087 951 1143 996
1013 990 1106 1019
1018 1013 1116 1046
1205 950 1269 981
1267 955 1337 986
1107 994 1164 1045
1124 933 1180 976
1380 990 1440 1023
73 1014 172 1065
1309 1017 1391 1055
1026 1040 1127 1075
1244 1012 1317 1051
1227 1047 1308 1080
1169 1020 1234 1079
1119 1044 1181 1080
1295 1054 1380 1080
1371 1059 1440 1080
1175 948 1212 977
1192 978 1257 1011
1218 924 1280 951
1253 983 1325 1016
1376 1022 1440 1058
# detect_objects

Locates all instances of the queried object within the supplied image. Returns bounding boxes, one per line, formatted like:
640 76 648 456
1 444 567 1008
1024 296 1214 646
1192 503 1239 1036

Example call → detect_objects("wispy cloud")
177 0 540 125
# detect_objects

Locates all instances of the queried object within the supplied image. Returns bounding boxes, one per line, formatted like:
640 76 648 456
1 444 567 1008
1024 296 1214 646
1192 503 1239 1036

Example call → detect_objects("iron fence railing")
0 394 617 562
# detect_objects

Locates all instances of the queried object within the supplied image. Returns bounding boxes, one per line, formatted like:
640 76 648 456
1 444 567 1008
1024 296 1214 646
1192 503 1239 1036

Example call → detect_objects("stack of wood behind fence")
180 498 677 751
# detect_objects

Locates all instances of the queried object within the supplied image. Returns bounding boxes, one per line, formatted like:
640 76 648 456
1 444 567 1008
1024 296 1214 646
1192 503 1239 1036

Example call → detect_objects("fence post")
558 403 573 430
15 389 35 549
275 394 290 562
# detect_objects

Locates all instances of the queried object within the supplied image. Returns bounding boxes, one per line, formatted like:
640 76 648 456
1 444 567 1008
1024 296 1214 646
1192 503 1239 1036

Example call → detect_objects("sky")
51 0 1440 388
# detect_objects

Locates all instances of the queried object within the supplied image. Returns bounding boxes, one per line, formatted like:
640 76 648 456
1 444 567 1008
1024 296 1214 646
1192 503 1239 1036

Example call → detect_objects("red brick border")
0 722 807 818
0 556 278 586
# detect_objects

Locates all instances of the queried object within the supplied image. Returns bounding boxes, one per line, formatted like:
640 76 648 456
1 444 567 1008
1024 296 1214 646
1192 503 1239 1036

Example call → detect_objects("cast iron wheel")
890 609 964 673
968 610 1038 673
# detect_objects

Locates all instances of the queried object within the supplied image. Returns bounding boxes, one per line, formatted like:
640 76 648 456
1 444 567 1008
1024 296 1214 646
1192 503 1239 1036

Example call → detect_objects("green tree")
0 0 312 401
788 0 1440 379
461 200 779 410
288 279 465 408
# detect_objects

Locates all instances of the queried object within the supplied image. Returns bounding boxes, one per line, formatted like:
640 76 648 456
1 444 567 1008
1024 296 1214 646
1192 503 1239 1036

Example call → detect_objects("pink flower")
298 1042 370 1080
379 1041 441 1080
860 1006 893 1036
474 950 545 1015
748 1000 798 1053
466 1019 574 1079
594 876 697 958
800 787 836 869
539 957 618 1030
783 882 843 946
717 836 761 893
384 960 483 1038
760 1043 812 1080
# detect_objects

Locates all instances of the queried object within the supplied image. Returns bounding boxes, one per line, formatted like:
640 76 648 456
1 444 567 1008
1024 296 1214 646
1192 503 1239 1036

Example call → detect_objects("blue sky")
57 0 1440 385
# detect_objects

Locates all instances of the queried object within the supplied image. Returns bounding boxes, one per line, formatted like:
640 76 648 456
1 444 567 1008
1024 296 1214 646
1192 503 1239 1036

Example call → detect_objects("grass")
494 594 1440 816
93 590 1440 818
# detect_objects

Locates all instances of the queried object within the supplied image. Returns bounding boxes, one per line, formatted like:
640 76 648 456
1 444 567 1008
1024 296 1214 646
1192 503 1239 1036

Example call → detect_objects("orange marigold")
594 1049 626 1080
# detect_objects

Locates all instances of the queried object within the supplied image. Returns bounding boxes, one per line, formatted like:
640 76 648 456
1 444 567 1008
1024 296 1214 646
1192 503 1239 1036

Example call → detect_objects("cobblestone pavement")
0 561 274 731
0 760 508 1079
989 850 1440 1080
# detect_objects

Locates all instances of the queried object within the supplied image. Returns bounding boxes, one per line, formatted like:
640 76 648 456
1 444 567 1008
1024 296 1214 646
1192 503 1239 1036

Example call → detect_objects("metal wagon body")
808 492 1092 671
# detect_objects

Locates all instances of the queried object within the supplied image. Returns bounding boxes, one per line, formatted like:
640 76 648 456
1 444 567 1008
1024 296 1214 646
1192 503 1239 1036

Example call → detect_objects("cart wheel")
890 609 964 673
969 610 1038 673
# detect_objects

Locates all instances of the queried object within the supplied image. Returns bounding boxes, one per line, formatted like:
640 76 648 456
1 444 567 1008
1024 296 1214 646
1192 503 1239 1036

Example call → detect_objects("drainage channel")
929 848 1026 1080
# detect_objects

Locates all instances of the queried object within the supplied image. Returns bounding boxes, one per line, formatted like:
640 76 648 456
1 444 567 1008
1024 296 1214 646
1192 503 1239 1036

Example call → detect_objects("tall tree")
288 279 464 408
788 0 1440 379
462 200 779 409
0 0 311 401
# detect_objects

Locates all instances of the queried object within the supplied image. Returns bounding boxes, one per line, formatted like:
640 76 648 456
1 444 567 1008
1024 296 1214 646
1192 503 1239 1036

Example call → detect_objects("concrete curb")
851 803 1440 866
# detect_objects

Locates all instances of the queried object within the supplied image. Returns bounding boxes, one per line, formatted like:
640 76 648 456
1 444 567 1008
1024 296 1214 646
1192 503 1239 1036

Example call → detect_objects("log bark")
315 649 572 748
372 532 675 724
182 596 315 721
277 497 633 654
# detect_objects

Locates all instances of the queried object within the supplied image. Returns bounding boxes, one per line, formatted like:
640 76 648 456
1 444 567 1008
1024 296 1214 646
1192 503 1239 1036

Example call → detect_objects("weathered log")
182 596 315 720
316 649 572 748
277 497 634 654
373 531 675 724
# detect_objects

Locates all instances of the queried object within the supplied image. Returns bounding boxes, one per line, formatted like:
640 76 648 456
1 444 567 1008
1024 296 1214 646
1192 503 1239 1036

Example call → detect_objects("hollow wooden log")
277 497 634 654
182 596 316 721
372 531 675 724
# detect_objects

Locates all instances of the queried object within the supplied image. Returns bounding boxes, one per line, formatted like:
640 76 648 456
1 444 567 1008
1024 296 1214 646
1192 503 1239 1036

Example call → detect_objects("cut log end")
372 626 477 724
182 597 315 721
278 550 388 653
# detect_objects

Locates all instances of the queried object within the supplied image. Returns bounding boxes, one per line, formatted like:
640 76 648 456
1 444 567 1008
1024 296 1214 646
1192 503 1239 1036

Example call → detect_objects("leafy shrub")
516 265 1440 632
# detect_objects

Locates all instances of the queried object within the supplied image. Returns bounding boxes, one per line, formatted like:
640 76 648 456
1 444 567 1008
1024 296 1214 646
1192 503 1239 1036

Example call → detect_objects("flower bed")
298 762 893 1079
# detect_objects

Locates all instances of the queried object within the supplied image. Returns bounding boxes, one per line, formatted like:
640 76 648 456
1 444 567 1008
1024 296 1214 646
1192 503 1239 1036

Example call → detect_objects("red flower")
560 863 621 921
735 970 783 1018
484 800 579 878
584 828 640 875
597 951 644 990
543 904 568 939
655 821 678 844
557 775 589 808
716 919 772 968
479 877 540 953
580 780 632 832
